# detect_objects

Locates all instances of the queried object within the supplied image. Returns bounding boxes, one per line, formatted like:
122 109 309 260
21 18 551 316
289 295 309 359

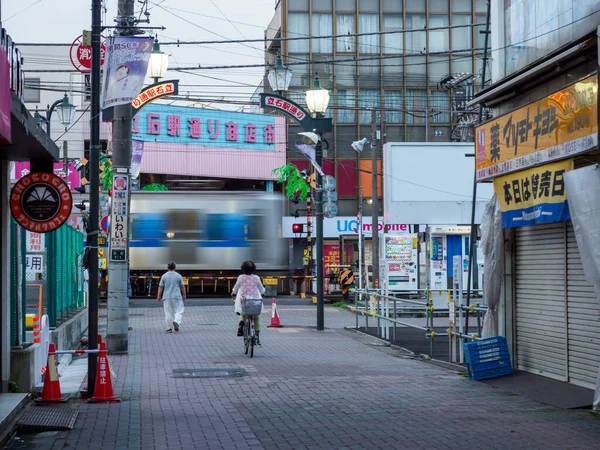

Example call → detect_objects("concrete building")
472 0 600 390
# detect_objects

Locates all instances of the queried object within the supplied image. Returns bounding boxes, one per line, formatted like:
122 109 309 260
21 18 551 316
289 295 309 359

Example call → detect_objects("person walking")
157 262 186 333
231 261 266 346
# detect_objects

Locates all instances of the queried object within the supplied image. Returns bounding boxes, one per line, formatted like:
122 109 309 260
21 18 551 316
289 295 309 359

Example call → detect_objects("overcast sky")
2 0 277 109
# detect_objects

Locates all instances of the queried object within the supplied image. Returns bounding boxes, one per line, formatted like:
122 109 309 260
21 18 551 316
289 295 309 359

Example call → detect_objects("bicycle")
240 298 263 358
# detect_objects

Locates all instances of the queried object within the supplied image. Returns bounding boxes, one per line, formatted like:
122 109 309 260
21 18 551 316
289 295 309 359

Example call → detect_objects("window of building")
359 59 380 88
429 14 450 52
383 0 403 13
405 0 426 12
429 55 449 83
288 13 309 53
405 55 426 87
405 89 427 124
452 14 472 51
382 14 403 54
336 89 356 123
382 57 403 87
313 55 334 89
336 0 356 12
452 56 473 75
475 0 488 13
429 0 449 13
335 58 357 87
359 89 380 124
336 14 355 53
288 0 309 11
359 0 379 11
359 14 380 54
384 90 403 123
405 14 426 53
430 90 449 123
311 13 333 53
23 78 40 103
475 14 488 50
312 0 332 9
288 54 310 88
336 159 357 197
452 0 472 12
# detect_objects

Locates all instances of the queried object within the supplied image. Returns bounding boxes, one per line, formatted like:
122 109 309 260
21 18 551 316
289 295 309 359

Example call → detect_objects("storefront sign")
10 173 72 233
475 74 598 181
133 104 278 151
260 93 312 128
69 34 106 73
132 81 177 111
324 244 340 276
26 231 45 252
494 159 573 228
283 216 415 238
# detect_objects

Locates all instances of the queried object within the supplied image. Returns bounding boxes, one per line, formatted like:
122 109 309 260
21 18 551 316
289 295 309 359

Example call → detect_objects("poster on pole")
101 36 153 109
110 174 129 262
131 139 144 179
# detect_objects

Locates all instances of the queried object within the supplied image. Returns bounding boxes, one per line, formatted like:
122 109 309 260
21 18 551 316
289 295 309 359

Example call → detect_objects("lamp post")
305 74 330 331
267 51 292 96
33 92 77 137
147 38 169 84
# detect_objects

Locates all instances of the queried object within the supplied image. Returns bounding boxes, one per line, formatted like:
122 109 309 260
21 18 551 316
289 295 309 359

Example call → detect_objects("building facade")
474 0 600 390
265 0 489 218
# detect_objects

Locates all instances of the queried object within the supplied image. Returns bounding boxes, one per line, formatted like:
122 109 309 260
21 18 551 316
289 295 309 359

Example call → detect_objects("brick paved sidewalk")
11 303 600 450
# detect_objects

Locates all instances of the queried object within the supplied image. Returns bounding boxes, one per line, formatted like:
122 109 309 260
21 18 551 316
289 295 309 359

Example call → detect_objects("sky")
1 0 277 109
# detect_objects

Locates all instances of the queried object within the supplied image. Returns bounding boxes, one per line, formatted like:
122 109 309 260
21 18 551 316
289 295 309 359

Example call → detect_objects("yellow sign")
263 277 278 286
98 248 104 258
494 159 573 228
99 258 107 269
476 74 597 181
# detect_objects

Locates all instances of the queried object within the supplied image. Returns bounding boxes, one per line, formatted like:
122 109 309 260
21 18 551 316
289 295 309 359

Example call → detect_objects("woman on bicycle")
232 260 266 345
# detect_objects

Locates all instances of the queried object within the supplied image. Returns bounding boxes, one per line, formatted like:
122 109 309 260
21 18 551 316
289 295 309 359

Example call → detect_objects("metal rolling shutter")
566 222 600 389
515 223 567 381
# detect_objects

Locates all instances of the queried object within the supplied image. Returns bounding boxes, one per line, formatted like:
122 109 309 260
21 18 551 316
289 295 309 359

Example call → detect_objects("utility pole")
106 0 135 353
88 0 102 396
370 110 380 291
316 138 324 330
306 182 313 294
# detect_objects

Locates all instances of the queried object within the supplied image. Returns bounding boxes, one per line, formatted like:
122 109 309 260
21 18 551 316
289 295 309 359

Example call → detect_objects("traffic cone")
267 298 284 328
80 334 102 399
88 342 120 403
35 343 68 404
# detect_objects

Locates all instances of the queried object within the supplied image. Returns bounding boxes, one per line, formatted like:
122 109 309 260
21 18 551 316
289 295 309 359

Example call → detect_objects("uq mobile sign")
282 216 416 238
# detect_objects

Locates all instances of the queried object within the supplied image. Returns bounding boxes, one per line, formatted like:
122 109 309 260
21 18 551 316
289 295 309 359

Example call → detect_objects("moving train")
129 191 288 275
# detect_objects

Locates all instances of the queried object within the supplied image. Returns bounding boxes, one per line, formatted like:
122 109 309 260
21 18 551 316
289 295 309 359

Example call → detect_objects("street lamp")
147 38 169 84
267 51 292 95
34 92 77 136
305 73 330 330
305 74 330 117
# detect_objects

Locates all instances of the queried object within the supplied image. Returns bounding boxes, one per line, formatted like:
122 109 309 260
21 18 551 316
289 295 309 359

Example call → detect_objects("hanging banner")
494 159 574 228
475 74 597 181
101 36 153 109
131 139 144 179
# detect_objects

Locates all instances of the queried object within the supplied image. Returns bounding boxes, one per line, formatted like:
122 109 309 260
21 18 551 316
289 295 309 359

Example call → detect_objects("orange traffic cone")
35 343 68 404
80 334 103 399
87 342 120 403
267 298 284 328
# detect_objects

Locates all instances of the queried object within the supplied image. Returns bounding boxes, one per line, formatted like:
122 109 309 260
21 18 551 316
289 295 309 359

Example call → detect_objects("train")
129 191 289 281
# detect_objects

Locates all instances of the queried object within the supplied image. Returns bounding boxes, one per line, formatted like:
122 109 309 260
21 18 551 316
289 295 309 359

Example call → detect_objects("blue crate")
467 364 512 381
465 349 511 364
467 358 511 371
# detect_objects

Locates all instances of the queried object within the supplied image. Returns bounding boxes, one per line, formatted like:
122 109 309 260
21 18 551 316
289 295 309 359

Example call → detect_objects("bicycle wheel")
250 335 254 358
243 320 249 355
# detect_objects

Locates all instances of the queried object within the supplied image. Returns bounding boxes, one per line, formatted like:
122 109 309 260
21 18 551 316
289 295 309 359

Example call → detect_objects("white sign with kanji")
26 231 45 253
26 254 44 274
110 175 129 260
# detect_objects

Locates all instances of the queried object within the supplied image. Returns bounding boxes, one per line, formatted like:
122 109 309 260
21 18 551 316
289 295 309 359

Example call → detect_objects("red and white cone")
35 343 68 404
268 298 284 328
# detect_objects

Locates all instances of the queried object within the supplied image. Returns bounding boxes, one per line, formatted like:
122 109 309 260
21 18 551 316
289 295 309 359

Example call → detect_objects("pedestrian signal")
292 223 304 234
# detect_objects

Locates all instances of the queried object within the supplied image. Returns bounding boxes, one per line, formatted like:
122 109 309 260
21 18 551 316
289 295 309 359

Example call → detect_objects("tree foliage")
141 183 168 191
272 164 309 201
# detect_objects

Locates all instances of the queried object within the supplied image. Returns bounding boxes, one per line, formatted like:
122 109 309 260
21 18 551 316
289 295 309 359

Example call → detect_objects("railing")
350 288 487 362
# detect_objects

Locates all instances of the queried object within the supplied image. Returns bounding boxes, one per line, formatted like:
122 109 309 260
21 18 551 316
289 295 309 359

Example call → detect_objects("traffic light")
75 157 89 189
292 223 304 234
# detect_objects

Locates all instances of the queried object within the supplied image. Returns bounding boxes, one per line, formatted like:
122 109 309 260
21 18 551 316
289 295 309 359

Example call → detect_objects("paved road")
8 303 600 449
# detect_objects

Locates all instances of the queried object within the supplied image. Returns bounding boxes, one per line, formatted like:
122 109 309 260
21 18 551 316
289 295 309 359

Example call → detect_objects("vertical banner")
0 45 11 144
494 159 574 228
101 36 154 109
323 244 340 276
109 174 129 262
131 139 144 179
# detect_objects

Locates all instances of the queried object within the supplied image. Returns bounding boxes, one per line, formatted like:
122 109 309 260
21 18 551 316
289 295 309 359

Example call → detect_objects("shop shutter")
566 222 600 389
515 223 567 381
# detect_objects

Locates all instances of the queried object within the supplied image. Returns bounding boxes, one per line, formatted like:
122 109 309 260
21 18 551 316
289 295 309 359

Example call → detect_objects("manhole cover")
172 368 248 379
18 407 78 431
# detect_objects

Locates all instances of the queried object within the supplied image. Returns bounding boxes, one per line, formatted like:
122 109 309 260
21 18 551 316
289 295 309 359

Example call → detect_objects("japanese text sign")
476 74 598 181
110 175 129 261
323 244 340 276
133 104 277 151
494 159 574 228
26 254 44 274
132 81 177 111
26 231 45 253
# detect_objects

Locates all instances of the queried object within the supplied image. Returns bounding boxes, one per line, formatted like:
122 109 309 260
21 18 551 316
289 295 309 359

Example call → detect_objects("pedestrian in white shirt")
157 262 186 333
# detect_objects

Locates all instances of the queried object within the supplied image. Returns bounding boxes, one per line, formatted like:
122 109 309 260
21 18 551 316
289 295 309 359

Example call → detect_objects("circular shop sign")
69 35 106 73
10 173 73 233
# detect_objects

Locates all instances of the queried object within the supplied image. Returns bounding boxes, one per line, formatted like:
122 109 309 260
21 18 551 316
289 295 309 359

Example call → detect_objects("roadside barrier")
33 316 41 344
267 298 283 328
35 343 68 404
87 342 120 403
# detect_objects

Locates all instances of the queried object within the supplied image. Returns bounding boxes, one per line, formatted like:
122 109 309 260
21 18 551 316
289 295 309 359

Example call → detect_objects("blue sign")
133 104 277 151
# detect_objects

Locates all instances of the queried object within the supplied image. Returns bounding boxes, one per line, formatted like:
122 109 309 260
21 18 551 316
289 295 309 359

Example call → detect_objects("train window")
167 210 201 240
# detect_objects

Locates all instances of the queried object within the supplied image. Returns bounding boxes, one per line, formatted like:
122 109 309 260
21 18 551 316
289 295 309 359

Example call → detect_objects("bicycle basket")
241 298 262 316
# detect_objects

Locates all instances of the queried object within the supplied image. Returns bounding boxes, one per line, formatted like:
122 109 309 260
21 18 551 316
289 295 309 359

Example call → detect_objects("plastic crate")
464 337 512 381
241 298 263 316
465 348 511 364
467 364 513 381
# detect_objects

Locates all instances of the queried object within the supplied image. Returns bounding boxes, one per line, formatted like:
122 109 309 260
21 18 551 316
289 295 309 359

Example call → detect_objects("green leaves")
141 183 168 191
272 164 309 201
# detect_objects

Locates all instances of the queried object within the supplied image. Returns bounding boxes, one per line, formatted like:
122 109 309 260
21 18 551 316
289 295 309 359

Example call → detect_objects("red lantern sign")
69 35 106 73
10 173 73 233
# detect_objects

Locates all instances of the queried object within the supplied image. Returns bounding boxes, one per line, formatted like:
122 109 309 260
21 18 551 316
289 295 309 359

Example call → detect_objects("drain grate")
17 407 78 431
172 368 248 379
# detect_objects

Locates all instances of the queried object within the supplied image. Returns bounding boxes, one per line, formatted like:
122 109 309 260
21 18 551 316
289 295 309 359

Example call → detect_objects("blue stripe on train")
130 240 252 248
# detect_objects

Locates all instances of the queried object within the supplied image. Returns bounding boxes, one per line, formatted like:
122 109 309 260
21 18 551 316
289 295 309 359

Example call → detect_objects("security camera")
297 132 320 146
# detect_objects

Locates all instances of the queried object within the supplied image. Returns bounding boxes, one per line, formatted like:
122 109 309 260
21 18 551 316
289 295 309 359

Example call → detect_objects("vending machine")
382 234 418 292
